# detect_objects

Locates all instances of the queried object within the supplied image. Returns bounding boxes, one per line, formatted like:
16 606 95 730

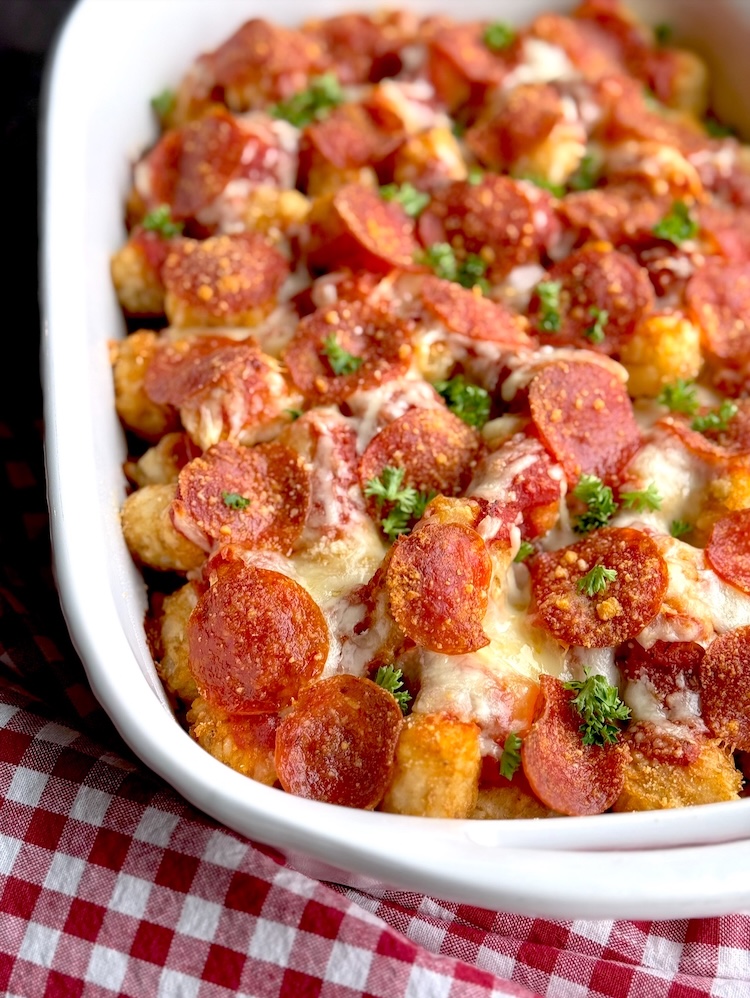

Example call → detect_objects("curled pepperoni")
162 234 288 324
386 521 492 654
617 639 703 700
358 406 483 520
417 175 559 280
298 103 403 186
419 275 532 345
559 184 670 250
465 83 566 171
304 12 411 84
527 246 654 353
529 527 668 648
426 21 512 111
521 675 625 815
187 562 328 713
706 509 750 596
172 440 310 553
659 400 750 465
528 359 641 485
685 260 750 366
697 204 750 264
283 299 412 404
274 674 403 808
699 626 750 750
304 183 422 276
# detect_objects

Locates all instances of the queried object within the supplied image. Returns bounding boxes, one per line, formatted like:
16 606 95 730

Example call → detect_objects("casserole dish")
41 0 750 919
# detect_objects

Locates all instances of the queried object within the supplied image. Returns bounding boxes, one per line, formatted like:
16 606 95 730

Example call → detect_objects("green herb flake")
652 200 698 246
572 474 618 534
222 491 251 510
499 732 523 779
654 22 673 46
141 204 184 238
419 243 489 292
584 306 609 345
321 335 363 376
270 73 344 128
576 564 617 597
151 88 176 120
364 466 435 541
483 21 516 52
380 182 430 218
467 166 485 185
563 672 631 746
285 408 303 421
704 115 736 138
373 665 412 713
658 378 699 415
536 280 562 333
434 375 491 428
514 541 535 563
670 519 692 538
520 174 566 198
619 483 663 512
691 399 738 434
567 151 599 192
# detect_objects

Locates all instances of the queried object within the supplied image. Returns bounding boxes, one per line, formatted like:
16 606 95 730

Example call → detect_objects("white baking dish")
41 0 750 919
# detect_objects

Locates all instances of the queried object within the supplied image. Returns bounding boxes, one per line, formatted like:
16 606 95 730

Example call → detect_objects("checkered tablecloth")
2 393 750 998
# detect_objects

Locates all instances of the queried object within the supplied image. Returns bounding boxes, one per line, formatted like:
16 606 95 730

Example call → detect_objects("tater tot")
121 483 204 572
158 582 200 702
110 330 179 442
693 468 750 543
380 712 481 818
471 785 558 820
620 312 703 397
110 239 166 317
187 697 278 786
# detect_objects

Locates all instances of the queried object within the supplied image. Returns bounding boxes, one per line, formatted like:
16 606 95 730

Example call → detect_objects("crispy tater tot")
187 697 278 786
471 785 559 820
158 582 200 703
110 330 179 442
121 483 204 572
620 312 703 397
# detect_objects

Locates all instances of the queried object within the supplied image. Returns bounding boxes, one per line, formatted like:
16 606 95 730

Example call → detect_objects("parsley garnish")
483 21 516 51
467 166 485 185
670 519 691 538
619 483 663 512
434 375 491 428
567 151 599 192
654 22 673 46
364 466 435 541
321 335 363 376
222 491 251 510
270 73 343 128
151 88 176 120
141 204 183 238
285 408 302 420
380 182 430 218
563 672 631 746
536 280 562 332
658 378 699 415
577 564 617 597
514 541 535 563
652 200 698 245
499 732 523 779
521 174 566 198
704 115 736 138
419 243 489 292
572 475 618 534
373 665 412 713
691 399 738 434
585 307 608 345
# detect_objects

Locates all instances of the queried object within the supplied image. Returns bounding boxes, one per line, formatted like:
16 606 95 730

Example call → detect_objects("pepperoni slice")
529 527 668 647
697 204 750 264
521 675 625 815
617 638 704 700
298 103 403 187
426 21 511 111
358 406 483 521
187 562 328 713
527 246 654 353
283 299 412 404
559 184 670 250
274 674 403 808
417 175 559 280
622 720 702 767
465 83 565 171
304 12 410 84
419 275 532 345
706 509 750 596
685 260 750 365
699 626 750 750
172 440 310 553
659 400 750 465
528 359 641 485
304 183 423 275
162 233 288 326
385 521 492 654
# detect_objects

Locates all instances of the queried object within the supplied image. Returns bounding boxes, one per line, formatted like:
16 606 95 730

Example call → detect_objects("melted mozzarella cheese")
502 38 578 90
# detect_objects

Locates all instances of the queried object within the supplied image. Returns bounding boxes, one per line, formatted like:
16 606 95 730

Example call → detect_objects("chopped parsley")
419 243 489 292
658 378 699 415
514 541 535 563
567 151 599 192
270 73 343 128
670 519 692 538
563 672 631 746
380 182 430 218
321 335 363 376
483 21 516 52
373 665 412 713
654 22 673 46
652 200 698 246
690 399 738 434
364 466 435 541
499 732 523 779
572 475 618 534
467 166 485 185
222 491 251 510
285 408 302 421
536 280 562 333
704 115 736 138
434 375 491 428
521 174 566 198
576 564 617 597
619 483 663 512
584 307 609 345
141 204 183 238
151 88 176 120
